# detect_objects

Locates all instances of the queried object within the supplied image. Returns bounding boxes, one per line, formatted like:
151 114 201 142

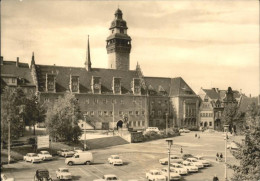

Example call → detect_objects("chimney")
249 94 251 98
16 57 19 67
0 56 3 65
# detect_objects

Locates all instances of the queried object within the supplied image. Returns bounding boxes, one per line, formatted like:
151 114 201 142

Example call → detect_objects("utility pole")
8 119 11 165
112 102 115 136
83 114 87 150
224 125 229 181
166 113 168 135
166 139 173 181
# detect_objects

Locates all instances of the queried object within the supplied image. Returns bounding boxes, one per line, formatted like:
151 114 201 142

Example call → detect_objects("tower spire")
30 52 35 69
85 35 92 71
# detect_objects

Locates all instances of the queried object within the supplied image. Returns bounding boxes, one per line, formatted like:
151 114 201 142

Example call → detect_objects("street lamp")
224 124 229 181
83 114 87 151
165 113 168 135
166 139 173 181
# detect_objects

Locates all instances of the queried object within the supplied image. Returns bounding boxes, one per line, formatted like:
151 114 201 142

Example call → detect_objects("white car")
145 127 160 133
181 162 199 173
108 155 123 166
1 174 15 181
93 174 121 181
23 153 42 163
193 156 211 166
179 129 190 133
159 155 183 165
57 149 75 157
184 158 204 169
227 142 238 150
170 163 188 175
56 168 72 180
38 151 53 161
146 170 166 181
160 168 181 180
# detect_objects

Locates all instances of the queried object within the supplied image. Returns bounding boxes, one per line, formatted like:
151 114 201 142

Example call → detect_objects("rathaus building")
1 9 200 130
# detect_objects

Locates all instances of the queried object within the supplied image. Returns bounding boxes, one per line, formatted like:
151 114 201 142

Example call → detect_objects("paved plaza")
2 131 238 181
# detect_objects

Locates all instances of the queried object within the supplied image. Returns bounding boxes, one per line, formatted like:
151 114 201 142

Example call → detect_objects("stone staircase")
85 136 129 150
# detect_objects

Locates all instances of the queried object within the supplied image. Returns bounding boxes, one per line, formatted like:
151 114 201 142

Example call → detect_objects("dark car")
34 169 52 181
182 154 194 160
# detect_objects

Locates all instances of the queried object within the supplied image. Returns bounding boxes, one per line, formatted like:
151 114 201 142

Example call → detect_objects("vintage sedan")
56 168 72 180
160 168 181 181
23 153 42 163
159 155 183 165
170 163 188 175
38 151 53 161
1 174 15 181
93 174 121 181
57 149 75 157
193 156 211 166
184 158 204 169
146 170 166 181
181 161 199 173
108 155 123 166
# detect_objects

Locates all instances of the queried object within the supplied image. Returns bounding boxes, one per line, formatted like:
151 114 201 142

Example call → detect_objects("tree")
24 95 46 135
1 87 27 148
230 103 260 181
45 93 82 142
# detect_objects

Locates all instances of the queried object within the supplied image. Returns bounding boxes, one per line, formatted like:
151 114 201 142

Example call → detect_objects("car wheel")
86 161 90 165
68 161 73 166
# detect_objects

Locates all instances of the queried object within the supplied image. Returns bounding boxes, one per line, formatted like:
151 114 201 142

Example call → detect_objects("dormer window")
70 75 79 93
2 75 17 86
92 76 101 94
46 74 56 92
132 78 141 95
113 77 121 94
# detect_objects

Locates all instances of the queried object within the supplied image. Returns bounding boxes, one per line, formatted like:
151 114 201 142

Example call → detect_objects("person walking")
213 174 219 181
180 146 183 154
198 135 200 139
195 133 197 138
220 153 223 161
216 153 219 161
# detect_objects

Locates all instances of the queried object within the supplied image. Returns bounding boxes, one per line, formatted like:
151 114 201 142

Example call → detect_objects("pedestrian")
180 146 183 154
195 133 197 137
220 153 223 161
198 135 200 139
216 153 219 161
213 174 219 181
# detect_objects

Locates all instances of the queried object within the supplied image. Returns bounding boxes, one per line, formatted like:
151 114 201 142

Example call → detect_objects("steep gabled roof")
1 60 35 86
202 89 219 100
144 77 171 96
170 77 197 97
238 95 258 112
36 64 139 93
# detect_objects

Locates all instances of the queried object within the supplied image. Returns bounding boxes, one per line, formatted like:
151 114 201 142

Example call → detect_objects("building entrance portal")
117 120 123 130
204 122 208 127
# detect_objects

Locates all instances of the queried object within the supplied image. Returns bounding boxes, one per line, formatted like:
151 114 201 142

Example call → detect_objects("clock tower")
106 9 131 71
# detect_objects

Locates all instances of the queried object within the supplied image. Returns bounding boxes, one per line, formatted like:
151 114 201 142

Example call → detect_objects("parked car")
38 151 53 161
184 158 204 169
145 170 166 181
65 151 93 166
93 174 121 181
108 155 123 166
159 155 183 165
160 168 182 180
57 149 75 157
227 142 238 150
56 168 72 180
193 156 211 166
34 169 52 181
145 127 160 133
170 163 188 175
182 154 194 160
181 162 199 173
179 129 190 133
1 174 15 181
23 153 42 163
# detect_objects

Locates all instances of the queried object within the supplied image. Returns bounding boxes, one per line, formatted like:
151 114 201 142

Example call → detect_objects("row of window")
129 120 145 127
151 109 168 116
150 100 168 105
84 110 145 117
200 113 213 117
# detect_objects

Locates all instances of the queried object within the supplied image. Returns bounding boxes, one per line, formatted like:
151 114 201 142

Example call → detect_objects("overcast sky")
1 0 259 96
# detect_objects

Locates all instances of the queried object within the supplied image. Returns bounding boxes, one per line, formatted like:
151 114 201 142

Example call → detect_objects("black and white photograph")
1 0 259 181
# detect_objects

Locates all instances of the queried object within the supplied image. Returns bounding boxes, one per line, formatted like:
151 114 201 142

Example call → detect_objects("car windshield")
113 156 120 159
43 152 49 154
32 153 38 156
154 172 160 175
61 169 69 172
63 150 68 152
176 165 182 168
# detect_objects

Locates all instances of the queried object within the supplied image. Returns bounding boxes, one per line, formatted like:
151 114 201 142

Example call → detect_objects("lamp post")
8 118 11 165
165 113 168 135
224 124 229 181
166 139 173 181
83 114 87 150
112 102 115 136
